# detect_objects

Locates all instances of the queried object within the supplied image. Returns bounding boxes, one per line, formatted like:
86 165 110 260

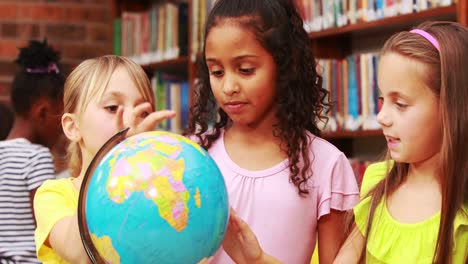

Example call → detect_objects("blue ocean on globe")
81 131 229 264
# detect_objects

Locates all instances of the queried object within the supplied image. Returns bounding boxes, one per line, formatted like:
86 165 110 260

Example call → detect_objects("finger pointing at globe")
114 102 176 137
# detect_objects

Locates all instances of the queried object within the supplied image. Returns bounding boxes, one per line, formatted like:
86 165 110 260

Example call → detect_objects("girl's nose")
222 74 240 96
114 106 127 131
376 106 392 127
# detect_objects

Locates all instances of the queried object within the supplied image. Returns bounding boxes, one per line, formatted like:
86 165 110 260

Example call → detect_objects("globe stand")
77 128 129 264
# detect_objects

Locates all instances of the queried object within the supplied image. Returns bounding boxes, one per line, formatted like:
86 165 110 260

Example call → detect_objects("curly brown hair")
184 0 330 195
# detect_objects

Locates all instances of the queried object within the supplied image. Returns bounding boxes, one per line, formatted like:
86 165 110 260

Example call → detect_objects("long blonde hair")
63 55 154 177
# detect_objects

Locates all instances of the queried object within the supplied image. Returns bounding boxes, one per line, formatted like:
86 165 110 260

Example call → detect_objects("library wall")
0 0 115 103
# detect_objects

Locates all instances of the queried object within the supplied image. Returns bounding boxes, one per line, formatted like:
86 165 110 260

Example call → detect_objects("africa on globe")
78 130 229 264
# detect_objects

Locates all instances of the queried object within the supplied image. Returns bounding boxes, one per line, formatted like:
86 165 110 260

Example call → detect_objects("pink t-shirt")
206 131 360 264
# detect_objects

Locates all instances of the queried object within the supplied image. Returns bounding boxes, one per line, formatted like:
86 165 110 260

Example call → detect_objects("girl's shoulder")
306 133 350 167
37 177 76 197
308 133 360 215
0 138 53 157
34 178 78 215
307 133 344 157
360 161 390 197
305 133 354 175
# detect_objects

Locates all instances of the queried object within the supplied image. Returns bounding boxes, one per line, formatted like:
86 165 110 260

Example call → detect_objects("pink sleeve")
317 153 360 219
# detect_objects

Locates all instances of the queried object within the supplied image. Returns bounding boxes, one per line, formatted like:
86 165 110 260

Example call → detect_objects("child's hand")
223 208 264 264
115 102 175 137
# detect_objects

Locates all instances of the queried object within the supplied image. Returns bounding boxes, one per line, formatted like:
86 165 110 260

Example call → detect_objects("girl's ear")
62 113 81 142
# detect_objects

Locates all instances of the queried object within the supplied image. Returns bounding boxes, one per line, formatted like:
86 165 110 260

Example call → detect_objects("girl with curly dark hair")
184 0 359 263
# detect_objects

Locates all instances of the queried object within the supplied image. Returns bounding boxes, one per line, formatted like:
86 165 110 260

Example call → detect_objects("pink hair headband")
410 29 440 52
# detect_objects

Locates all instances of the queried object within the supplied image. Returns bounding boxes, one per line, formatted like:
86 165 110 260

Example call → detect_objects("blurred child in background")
0 40 64 263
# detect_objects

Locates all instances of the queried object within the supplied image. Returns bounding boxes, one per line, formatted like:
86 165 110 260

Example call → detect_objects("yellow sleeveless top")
354 162 467 263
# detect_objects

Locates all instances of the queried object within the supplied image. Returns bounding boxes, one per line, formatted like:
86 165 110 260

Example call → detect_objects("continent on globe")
106 135 198 232
90 233 120 263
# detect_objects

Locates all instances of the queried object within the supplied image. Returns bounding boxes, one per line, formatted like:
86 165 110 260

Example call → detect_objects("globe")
78 129 229 264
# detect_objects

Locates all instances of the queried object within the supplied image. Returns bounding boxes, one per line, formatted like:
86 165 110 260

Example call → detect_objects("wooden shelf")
140 56 189 76
322 129 383 139
308 6 457 39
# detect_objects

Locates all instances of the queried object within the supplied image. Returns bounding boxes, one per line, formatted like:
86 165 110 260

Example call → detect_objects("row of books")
317 53 381 132
114 0 456 64
113 2 189 65
296 0 457 32
151 72 190 133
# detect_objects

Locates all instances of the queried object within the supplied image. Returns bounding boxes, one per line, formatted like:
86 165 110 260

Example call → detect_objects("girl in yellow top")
33 55 175 263
334 21 468 263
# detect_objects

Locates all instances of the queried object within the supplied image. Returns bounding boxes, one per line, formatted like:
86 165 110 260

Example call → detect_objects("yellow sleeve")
353 162 389 234
34 179 76 263
359 161 389 198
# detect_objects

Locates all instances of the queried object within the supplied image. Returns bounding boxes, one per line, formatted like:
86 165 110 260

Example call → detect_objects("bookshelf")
112 0 195 133
112 0 468 172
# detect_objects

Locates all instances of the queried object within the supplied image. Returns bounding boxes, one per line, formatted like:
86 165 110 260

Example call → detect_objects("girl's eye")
210 70 223 77
239 68 255 74
396 102 408 109
104 105 119 113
